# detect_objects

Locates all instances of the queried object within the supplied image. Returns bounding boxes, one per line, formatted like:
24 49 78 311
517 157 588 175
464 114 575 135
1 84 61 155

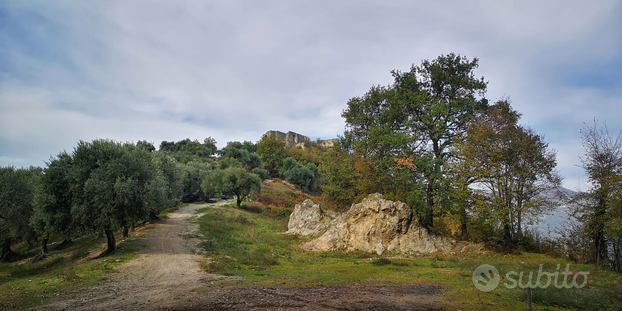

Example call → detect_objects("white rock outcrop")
286 199 339 236
300 193 454 255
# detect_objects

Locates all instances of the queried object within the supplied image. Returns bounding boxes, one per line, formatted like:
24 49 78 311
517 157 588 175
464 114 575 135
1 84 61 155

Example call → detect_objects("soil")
42 201 445 311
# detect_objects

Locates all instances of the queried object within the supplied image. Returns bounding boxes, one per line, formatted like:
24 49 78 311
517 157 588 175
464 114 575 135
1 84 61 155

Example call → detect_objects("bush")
252 168 270 181
279 157 318 190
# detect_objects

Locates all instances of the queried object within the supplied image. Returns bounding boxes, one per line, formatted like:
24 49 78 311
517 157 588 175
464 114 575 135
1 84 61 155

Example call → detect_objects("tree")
137 140 156 152
320 141 359 209
220 141 263 170
203 137 219 156
574 121 622 269
31 152 76 254
147 153 183 219
0 166 41 261
257 134 287 177
452 101 560 243
342 85 417 203
280 157 318 191
159 138 216 163
179 160 213 194
341 54 488 227
218 157 243 170
241 140 257 153
252 167 270 181
69 140 157 253
202 167 261 209
390 53 489 227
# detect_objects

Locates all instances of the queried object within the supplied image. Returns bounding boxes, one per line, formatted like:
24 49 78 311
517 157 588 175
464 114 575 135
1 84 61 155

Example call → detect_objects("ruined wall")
263 130 339 148
263 130 308 147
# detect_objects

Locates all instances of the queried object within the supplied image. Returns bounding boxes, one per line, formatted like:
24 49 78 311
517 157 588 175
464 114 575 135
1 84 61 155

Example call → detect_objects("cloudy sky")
1 1 620 190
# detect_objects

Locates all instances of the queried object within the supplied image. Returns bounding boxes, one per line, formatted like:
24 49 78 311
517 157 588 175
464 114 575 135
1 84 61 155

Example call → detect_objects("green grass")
197 206 622 311
0 234 139 309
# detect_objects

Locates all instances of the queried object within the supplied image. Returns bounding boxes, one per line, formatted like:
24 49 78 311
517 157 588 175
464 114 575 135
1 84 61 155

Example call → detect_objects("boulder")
301 193 455 255
286 199 339 236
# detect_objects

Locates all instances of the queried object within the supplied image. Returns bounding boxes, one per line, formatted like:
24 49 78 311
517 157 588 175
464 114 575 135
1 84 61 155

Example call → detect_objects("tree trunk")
425 180 434 228
461 208 468 241
0 238 18 262
105 229 116 253
236 194 242 209
41 237 49 255
516 209 523 240
503 223 513 243
122 226 129 239
594 198 607 267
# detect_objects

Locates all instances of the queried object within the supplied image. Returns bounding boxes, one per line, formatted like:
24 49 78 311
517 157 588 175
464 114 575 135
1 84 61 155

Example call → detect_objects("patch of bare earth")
42 201 445 311
161 283 444 311
43 201 230 311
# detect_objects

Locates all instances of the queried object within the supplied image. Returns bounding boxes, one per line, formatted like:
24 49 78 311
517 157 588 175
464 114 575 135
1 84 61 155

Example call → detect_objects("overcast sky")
1 1 620 190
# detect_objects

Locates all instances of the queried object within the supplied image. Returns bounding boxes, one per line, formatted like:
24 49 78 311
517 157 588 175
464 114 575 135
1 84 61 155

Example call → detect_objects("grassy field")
0 232 139 309
197 203 622 311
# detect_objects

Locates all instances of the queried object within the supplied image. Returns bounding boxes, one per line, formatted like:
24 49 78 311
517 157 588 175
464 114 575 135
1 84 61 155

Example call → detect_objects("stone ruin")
262 130 339 149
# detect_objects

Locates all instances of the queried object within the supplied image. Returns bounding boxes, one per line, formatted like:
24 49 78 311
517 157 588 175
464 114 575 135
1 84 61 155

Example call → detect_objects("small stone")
115 259 122 262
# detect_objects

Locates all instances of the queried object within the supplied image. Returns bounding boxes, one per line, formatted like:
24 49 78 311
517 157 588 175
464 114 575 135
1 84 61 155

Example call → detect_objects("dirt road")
44 201 229 310
43 201 444 310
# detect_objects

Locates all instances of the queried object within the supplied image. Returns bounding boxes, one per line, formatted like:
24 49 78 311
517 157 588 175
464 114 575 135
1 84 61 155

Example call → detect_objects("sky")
1 0 620 191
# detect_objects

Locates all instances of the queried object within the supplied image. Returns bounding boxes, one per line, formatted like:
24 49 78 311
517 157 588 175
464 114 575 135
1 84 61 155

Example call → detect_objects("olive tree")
31 152 76 254
0 166 41 261
69 140 157 253
202 167 261 209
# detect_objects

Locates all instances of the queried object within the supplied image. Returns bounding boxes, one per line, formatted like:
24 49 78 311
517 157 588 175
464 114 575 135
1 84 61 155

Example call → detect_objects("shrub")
252 168 270 181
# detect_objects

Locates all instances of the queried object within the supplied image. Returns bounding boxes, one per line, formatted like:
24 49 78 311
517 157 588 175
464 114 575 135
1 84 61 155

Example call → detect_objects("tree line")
0 138 267 261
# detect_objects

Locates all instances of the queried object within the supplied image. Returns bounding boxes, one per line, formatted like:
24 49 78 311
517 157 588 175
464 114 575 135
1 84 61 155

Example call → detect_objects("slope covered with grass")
197 183 622 311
